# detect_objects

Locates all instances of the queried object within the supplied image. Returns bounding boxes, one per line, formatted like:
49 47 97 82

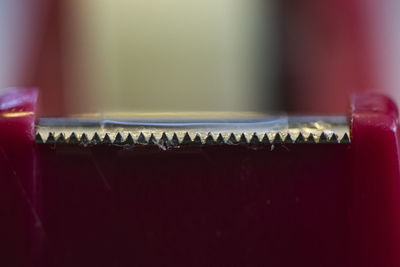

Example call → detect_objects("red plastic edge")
0 88 42 267
0 87 38 144
350 93 400 267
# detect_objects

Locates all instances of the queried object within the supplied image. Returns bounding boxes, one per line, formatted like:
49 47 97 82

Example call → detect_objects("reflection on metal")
2 111 34 118
35 114 350 146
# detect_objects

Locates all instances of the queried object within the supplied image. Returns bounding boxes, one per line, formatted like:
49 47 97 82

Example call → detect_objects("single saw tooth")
124 133 134 145
216 134 225 144
307 134 316 144
319 132 329 144
250 133 260 145
227 133 238 145
205 133 215 145
91 133 101 144
159 133 170 146
46 133 56 144
340 133 350 144
103 134 112 144
284 134 293 144
57 133 66 144
137 133 147 144
193 134 202 145
35 133 44 144
148 134 157 145
114 132 123 145
80 133 89 145
171 133 180 146
295 133 305 144
261 134 270 144
238 133 247 144
273 133 283 144
69 133 78 144
330 133 339 144
182 132 192 145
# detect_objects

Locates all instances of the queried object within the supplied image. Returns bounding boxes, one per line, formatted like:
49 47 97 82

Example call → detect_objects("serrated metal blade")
35 114 350 146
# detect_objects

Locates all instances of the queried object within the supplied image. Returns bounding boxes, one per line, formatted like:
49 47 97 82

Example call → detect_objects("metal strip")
35 115 350 146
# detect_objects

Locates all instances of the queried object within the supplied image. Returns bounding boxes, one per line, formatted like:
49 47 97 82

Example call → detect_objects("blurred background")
0 0 397 116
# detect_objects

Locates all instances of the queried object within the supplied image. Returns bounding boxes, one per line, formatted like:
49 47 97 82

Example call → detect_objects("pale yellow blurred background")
61 0 276 114
0 0 392 115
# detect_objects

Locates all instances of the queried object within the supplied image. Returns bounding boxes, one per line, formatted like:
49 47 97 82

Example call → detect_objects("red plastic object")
0 88 42 267
350 93 400 267
1 88 400 266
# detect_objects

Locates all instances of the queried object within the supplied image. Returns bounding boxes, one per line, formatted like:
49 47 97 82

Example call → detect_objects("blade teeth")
227 133 238 145
319 132 329 144
35 133 44 144
46 133 56 144
36 132 350 145
307 134 316 144
182 132 192 145
284 134 293 144
148 134 157 145
239 134 247 144
159 133 170 146
216 134 225 144
250 133 260 145
273 133 283 144
330 133 339 144
125 134 134 145
69 133 78 144
103 134 112 144
340 133 350 144
261 134 270 144
205 133 215 145
114 133 123 145
56 133 65 144
137 132 147 144
193 134 202 145
92 133 101 144
295 133 305 144
171 133 180 146
80 133 89 145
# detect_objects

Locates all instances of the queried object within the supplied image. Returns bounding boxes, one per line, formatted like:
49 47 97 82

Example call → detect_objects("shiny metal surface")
35 114 350 146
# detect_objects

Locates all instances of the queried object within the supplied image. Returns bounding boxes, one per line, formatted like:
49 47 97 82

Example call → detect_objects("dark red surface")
1 89 400 266
38 144 352 267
